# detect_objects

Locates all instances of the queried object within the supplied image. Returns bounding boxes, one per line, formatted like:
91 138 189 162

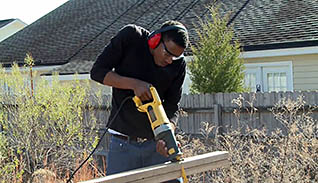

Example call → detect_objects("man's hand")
132 79 152 101
103 71 152 101
156 139 181 157
156 140 168 157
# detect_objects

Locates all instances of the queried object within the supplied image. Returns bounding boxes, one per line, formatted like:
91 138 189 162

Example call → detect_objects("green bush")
0 56 100 182
188 7 246 93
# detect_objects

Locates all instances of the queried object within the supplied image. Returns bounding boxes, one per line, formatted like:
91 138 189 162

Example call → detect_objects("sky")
0 0 69 24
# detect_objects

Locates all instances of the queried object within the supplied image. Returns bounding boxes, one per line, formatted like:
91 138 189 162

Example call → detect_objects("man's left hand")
156 140 168 157
156 139 181 157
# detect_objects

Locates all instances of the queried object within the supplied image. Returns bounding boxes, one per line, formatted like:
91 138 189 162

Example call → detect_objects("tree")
188 7 246 93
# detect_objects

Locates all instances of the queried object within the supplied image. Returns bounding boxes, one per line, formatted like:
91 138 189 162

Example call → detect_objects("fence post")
214 104 222 135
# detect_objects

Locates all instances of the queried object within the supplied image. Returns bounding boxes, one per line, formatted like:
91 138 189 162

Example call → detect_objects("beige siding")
244 54 318 91
0 20 27 42
57 80 112 95
88 80 112 94
294 71 318 78
3 67 111 96
40 74 112 94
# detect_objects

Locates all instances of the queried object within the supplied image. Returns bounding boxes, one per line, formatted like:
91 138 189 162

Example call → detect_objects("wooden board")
80 151 229 183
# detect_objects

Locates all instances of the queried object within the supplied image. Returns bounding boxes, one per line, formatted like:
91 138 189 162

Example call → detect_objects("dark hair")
161 20 189 48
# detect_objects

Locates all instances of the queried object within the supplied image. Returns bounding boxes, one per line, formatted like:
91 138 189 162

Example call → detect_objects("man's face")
153 39 185 67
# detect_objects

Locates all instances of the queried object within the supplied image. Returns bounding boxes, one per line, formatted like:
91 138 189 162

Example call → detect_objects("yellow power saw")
133 86 182 161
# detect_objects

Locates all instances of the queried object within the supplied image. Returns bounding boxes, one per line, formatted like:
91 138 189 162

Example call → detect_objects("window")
244 61 293 92
244 67 261 92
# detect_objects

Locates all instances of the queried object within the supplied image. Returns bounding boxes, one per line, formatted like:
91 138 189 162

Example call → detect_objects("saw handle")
132 86 162 111
132 95 143 108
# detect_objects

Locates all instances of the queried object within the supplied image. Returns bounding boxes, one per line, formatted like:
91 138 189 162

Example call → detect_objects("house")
0 0 317 94
0 19 27 43
238 0 318 92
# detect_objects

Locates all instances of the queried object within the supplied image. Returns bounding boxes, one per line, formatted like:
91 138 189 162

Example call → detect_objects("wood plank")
180 94 186 107
80 151 229 183
200 94 206 108
205 93 214 108
216 92 224 106
194 94 200 108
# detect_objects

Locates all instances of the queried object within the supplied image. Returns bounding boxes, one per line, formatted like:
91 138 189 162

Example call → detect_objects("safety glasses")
162 41 184 60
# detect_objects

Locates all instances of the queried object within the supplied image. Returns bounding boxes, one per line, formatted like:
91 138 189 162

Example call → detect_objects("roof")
0 19 15 29
1 0 318 75
44 60 92 75
234 0 318 51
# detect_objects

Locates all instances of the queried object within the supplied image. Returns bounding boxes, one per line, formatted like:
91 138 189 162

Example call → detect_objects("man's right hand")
103 71 152 101
132 79 152 101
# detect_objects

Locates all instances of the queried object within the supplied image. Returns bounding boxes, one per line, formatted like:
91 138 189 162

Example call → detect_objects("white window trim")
4 65 61 72
244 61 293 92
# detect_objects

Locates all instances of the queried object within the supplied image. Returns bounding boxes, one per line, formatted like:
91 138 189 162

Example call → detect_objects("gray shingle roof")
233 0 318 50
43 60 93 75
1 0 318 75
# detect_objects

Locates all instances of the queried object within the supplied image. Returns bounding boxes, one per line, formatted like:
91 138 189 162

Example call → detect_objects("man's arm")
156 61 186 157
103 71 152 101
90 25 152 101
163 60 186 127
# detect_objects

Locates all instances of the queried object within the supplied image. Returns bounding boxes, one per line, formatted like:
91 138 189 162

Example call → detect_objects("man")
90 20 189 182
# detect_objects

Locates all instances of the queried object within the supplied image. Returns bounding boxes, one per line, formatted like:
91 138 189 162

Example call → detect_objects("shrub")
0 55 101 182
188 7 246 93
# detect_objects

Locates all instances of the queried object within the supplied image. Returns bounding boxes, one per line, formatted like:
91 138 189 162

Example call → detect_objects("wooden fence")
4 91 317 156
2 91 318 168
178 91 318 135
89 91 318 157
90 91 318 134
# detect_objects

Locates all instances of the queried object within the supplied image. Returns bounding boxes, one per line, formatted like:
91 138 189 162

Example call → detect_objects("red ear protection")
148 25 187 49
148 33 162 49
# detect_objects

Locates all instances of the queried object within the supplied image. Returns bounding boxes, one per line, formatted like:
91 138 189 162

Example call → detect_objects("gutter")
241 45 318 58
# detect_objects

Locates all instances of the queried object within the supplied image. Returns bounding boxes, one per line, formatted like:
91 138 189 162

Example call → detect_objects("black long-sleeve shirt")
90 24 186 139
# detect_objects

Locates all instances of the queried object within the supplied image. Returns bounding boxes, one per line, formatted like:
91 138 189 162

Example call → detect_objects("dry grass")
2 156 105 183
178 95 318 183
2 95 318 183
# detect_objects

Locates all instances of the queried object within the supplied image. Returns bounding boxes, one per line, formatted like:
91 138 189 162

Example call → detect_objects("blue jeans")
106 135 183 183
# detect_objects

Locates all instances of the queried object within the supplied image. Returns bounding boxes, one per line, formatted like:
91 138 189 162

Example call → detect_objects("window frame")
244 61 293 92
